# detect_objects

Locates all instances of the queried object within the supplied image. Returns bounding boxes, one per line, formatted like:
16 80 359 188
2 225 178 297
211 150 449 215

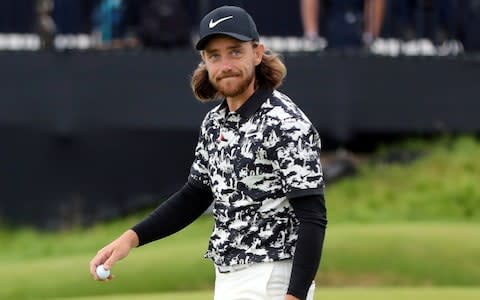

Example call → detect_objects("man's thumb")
103 255 116 270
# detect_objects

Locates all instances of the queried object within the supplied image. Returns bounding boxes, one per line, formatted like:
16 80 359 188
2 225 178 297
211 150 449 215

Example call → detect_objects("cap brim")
195 32 254 50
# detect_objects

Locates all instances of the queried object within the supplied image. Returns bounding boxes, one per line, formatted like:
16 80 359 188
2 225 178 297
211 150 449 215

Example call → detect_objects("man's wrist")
123 229 140 248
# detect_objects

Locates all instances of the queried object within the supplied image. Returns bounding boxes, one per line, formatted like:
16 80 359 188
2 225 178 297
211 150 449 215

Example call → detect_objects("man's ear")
200 50 206 62
254 43 265 66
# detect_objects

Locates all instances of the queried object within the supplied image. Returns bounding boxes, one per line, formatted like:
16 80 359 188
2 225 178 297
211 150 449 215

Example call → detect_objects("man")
89 6 327 300
300 0 385 48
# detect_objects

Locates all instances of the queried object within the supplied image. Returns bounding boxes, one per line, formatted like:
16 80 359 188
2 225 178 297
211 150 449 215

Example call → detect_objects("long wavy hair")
190 45 287 102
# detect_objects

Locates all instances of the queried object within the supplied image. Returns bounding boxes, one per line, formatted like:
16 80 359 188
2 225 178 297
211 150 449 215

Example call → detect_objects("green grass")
319 223 480 286
1 220 479 300
0 216 215 300
327 136 480 222
51 287 480 300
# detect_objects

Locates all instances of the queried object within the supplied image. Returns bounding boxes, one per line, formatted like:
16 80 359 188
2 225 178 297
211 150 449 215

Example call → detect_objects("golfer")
89 5 327 300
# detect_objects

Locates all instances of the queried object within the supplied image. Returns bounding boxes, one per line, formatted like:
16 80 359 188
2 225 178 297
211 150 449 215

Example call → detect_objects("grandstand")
0 0 479 229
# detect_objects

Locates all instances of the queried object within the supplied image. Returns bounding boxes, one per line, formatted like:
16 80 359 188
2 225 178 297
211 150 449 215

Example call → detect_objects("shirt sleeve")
132 181 213 246
188 118 210 189
273 118 324 198
287 193 327 299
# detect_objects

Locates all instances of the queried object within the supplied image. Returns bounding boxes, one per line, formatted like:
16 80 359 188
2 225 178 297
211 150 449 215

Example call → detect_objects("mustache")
217 71 241 80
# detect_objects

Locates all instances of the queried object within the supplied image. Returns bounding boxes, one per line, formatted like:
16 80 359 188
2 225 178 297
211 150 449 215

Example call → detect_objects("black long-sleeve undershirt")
288 193 327 299
132 181 213 246
131 182 327 300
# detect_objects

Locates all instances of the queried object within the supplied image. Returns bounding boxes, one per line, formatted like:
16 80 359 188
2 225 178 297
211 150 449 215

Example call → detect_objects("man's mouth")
218 74 239 80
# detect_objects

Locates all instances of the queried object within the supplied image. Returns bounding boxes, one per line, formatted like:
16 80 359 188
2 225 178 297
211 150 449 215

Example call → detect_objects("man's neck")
226 83 256 112
226 97 249 112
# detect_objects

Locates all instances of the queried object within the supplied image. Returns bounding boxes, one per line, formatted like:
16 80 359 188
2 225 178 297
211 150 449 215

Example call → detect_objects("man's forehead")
203 36 247 51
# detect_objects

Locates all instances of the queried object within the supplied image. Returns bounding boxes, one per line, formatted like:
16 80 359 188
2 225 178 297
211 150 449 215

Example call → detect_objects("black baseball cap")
196 6 259 50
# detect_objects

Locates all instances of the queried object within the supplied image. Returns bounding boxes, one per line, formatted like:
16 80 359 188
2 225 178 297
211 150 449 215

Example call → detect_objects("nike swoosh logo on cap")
209 16 233 28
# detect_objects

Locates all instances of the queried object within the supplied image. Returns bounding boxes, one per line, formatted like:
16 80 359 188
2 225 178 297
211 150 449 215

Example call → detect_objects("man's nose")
220 57 233 70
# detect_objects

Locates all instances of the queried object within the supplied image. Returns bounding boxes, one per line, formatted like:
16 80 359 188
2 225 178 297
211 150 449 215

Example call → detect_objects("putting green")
52 287 480 300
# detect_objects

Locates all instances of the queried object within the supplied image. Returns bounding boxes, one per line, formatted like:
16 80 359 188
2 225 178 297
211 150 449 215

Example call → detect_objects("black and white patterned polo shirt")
189 88 324 267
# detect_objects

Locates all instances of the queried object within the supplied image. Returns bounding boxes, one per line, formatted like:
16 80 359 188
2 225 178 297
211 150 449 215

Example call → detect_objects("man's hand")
89 229 139 281
285 294 301 300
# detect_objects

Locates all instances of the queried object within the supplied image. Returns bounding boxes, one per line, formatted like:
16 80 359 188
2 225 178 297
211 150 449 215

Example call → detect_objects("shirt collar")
214 88 273 119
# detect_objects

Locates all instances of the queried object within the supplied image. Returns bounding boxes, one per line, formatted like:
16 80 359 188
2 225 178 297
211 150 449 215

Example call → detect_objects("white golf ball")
96 264 111 280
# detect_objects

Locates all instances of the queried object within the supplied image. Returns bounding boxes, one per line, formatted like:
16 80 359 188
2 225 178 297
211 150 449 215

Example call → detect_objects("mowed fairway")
53 287 480 300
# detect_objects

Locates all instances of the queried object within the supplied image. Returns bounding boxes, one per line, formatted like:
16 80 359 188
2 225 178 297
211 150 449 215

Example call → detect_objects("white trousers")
214 260 315 300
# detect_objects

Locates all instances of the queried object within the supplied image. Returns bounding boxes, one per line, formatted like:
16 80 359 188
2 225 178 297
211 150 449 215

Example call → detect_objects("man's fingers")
103 250 121 270
89 262 97 279
89 249 113 279
89 235 132 281
103 257 117 270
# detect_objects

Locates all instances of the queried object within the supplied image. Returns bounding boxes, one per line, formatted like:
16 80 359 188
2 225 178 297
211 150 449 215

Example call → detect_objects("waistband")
216 263 252 274
215 260 293 274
